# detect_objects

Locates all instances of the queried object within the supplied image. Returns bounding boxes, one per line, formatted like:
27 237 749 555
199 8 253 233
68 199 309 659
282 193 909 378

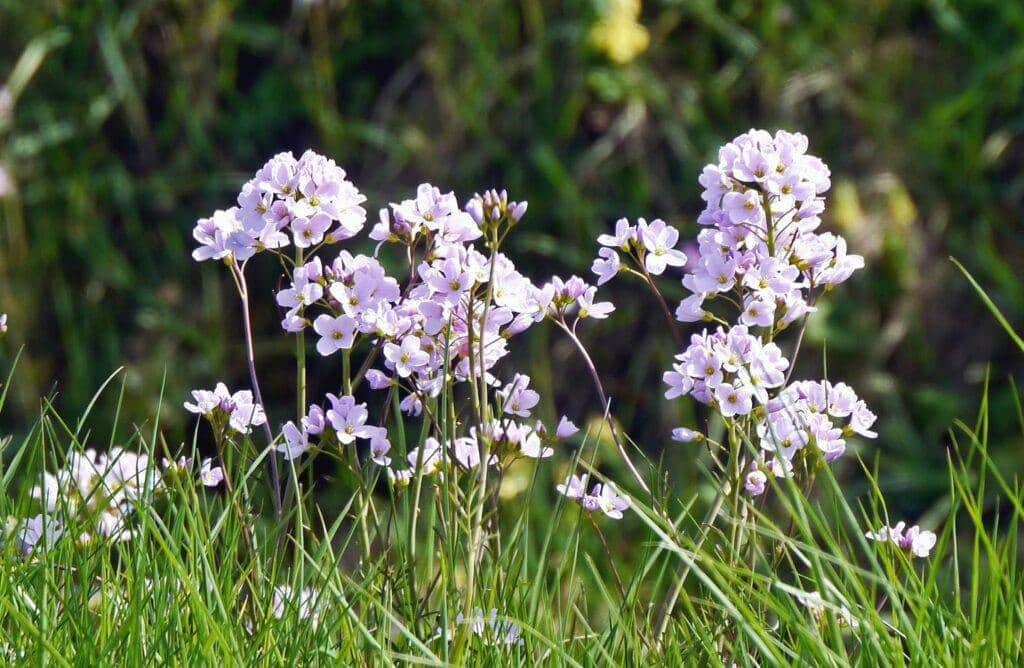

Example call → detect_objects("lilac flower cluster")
678 129 863 328
16 447 221 555
438 608 524 647
192 150 366 263
663 325 788 418
391 415 561 485
184 383 267 435
616 130 879 496
275 394 390 464
191 166 619 518
865 522 937 558
278 185 549 408
556 474 630 519
537 275 616 321
591 217 688 285
273 185 611 491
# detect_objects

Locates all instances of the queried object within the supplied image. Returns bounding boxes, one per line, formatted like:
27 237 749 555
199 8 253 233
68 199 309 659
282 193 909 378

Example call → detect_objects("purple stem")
232 262 284 519
557 318 651 495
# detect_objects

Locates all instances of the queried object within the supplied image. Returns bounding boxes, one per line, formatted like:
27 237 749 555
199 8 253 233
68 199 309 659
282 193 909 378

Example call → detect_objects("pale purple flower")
199 458 225 487
671 427 700 443
576 287 615 320
556 473 589 500
281 312 307 332
740 295 775 328
675 294 707 323
497 374 539 418
291 213 332 248
556 416 579 438
597 218 636 249
277 422 310 460
16 515 62 555
407 438 444 476
0 313 7 334
364 369 392 390
184 382 232 416
639 218 687 275
162 456 190 472
364 426 392 466
384 336 430 378
313 313 356 356
744 469 767 496
505 422 552 458
591 247 620 286
422 257 473 303
185 383 266 435
227 391 267 434
276 276 324 311
592 482 629 519
663 366 694 400
849 401 878 438
865 522 937 558
722 190 763 225
450 436 487 469
400 393 423 416
326 394 373 444
715 382 754 418
302 404 326 435
387 467 413 487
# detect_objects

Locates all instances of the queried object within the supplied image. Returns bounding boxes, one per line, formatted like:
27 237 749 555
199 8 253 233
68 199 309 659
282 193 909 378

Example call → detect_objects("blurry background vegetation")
1 0 1022 518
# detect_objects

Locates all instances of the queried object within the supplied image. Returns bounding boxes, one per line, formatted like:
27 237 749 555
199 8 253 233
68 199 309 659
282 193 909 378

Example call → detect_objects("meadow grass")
1 292 1022 666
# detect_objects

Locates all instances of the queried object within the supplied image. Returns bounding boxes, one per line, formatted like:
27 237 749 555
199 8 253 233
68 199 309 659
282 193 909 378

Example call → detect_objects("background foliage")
1 0 1022 519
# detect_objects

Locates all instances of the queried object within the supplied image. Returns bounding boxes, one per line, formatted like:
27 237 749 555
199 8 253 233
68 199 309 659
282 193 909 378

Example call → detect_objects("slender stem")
342 349 352 396
589 514 627 599
784 285 817 385
295 248 307 420
556 318 651 495
639 266 682 346
463 227 500 626
762 191 775 257
231 261 283 519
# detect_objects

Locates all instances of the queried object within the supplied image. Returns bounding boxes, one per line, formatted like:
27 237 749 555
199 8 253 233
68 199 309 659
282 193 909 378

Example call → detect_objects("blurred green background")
1 0 1022 514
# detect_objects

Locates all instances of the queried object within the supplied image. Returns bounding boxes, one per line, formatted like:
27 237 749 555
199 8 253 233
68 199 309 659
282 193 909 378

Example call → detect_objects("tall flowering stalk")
174 133 937 654
188 158 612 629
586 130 886 631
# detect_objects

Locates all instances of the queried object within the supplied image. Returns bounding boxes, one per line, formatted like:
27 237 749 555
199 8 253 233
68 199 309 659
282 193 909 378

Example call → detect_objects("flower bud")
466 198 484 224
510 201 528 222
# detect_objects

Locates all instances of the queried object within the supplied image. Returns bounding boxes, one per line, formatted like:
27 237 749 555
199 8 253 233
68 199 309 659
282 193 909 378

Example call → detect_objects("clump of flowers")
437 608 524 647
188 155 632 545
271 585 322 626
191 150 366 263
170 132 931 647
556 474 630 519
865 522 937 558
581 129 877 497
184 383 267 435
14 446 222 555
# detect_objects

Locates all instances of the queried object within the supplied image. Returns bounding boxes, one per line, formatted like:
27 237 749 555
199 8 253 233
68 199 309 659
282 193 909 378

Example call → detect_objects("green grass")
1 315 1022 665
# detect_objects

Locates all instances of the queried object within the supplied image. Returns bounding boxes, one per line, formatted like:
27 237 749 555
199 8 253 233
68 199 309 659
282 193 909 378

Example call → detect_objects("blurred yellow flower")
590 0 650 64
